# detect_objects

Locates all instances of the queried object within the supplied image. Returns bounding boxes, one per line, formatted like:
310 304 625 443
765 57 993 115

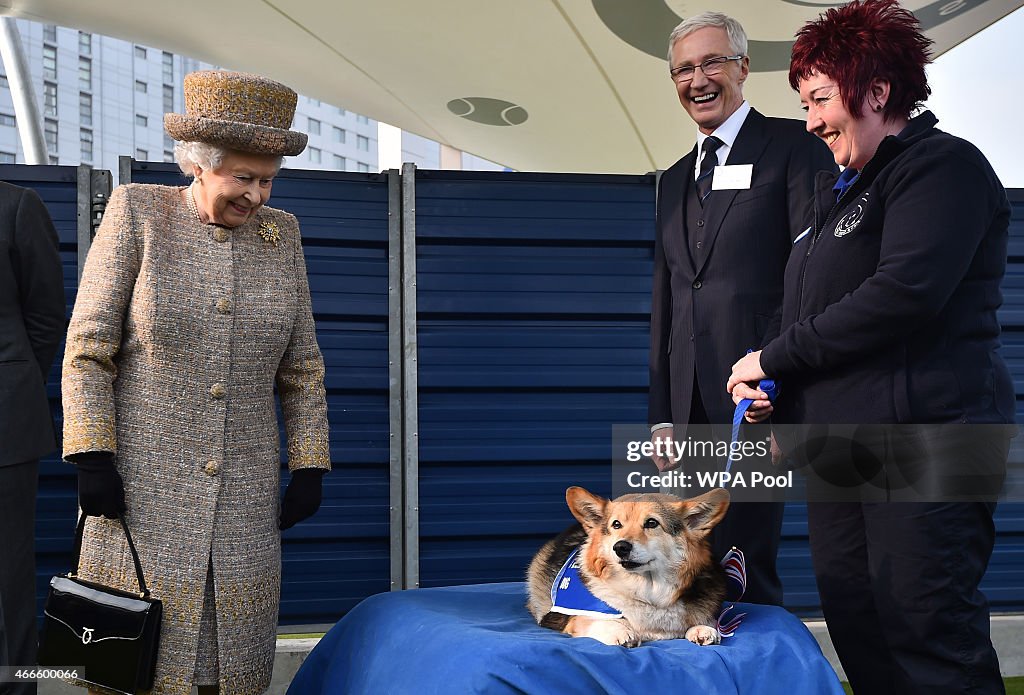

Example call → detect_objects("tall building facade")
0 19 506 178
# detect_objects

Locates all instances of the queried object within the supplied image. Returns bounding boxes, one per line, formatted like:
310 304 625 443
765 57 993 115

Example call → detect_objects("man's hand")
649 427 679 472
770 432 784 467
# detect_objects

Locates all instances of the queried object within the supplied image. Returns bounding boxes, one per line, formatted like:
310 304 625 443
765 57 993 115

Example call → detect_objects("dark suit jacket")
0 181 65 466
649 108 836 425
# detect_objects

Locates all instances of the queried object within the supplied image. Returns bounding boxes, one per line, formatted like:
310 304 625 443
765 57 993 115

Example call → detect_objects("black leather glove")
279 468 326 530
73 452 126 519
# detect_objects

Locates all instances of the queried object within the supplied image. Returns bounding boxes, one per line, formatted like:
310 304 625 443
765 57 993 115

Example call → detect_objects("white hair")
173 141 284 178
174 141 226 178
667 11 748 62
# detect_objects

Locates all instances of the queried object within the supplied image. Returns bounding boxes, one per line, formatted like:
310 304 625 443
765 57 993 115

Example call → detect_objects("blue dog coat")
549 548 622 619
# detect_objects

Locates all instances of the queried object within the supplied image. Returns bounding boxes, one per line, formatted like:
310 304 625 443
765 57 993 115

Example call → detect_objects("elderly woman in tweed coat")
61 71 330 695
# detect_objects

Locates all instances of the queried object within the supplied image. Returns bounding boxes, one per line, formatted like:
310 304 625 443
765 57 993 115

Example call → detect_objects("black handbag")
37 513 162 695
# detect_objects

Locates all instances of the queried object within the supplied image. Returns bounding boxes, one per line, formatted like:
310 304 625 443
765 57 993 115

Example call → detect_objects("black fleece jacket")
761 111 1015 426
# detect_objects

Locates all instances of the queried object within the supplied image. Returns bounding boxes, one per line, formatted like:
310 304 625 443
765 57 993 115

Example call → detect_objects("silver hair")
667 11 748 62
173 141 284 177
174 141 227 178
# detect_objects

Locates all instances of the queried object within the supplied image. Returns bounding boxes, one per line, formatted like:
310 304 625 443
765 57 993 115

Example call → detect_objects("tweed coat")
61 183 330 695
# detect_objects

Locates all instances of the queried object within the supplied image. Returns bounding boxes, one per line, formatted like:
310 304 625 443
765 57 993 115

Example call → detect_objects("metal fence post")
387 168 405 591
400 162 420 590
75 164 112 282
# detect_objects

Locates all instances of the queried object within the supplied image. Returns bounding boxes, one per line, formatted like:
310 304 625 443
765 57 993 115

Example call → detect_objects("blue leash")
727 378 778 473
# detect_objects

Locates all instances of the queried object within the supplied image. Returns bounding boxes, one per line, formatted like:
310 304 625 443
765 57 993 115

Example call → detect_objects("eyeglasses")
669 55 745 83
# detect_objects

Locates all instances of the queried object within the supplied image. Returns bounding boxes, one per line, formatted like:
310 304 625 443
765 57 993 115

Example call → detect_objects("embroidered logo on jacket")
834 193 870 238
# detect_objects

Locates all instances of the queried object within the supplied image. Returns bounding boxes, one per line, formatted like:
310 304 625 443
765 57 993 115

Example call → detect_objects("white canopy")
0 0 1018 172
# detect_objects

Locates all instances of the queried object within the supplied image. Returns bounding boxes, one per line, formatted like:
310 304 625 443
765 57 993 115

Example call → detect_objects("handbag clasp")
81 627 94 645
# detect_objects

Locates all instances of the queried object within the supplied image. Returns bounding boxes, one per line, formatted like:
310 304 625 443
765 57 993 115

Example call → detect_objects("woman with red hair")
728 1 1013 692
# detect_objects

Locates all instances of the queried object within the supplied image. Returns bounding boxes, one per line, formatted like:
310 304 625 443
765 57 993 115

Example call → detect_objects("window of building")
164 150 174 162
357 114 369 125
308 117 321 136
163 84 173 113
336 106 346 116
79 92 92 126
135 114 148 127
134 46 147 59
357 135 369 151
162 52 173 83
78 57 92 90
357 162 370 173
43 25 56 43
80 128 92 162
309 147 321 164
0 152 14 164
333 127 345 143
0 114 15 127
43 82 57 117
309 97 320 107
333 155 345 170
0 75 8 88
44 119 58 152
136 148 148 161
135 80 147 94
79 31 91 55
43 45 57 81
164 134 174 150
48 155 59 165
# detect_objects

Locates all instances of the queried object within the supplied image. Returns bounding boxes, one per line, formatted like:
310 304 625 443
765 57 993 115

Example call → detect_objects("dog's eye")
644 518 660 529
611 520 622 529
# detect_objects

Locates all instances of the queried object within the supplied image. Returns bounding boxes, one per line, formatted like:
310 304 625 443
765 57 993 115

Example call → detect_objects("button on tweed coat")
61 183 330 695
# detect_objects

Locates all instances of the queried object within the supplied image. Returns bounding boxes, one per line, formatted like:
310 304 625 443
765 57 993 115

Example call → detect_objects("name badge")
711 164 753 190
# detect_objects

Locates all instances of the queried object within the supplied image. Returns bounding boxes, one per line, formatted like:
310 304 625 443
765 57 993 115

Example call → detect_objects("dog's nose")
613 541 632 558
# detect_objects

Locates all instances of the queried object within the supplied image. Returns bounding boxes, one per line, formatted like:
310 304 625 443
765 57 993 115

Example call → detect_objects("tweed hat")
164 71 307 156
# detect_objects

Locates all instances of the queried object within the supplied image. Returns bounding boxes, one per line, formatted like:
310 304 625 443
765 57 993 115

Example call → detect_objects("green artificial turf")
843 678 1024 694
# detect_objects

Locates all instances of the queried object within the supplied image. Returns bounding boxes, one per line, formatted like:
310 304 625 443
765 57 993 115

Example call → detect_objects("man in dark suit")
0 181 65 694
648 12 835 605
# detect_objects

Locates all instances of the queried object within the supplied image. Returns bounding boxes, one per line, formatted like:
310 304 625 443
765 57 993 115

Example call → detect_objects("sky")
926 6 1024 186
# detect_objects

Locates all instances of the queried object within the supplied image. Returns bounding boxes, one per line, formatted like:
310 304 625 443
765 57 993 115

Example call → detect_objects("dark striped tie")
696 136 723 204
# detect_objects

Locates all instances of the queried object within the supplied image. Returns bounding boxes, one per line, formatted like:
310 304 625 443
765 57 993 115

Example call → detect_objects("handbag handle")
70 513 151 598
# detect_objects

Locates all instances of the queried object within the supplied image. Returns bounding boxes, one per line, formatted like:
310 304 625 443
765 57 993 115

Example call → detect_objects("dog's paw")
583 619 641 648
685 625 721 646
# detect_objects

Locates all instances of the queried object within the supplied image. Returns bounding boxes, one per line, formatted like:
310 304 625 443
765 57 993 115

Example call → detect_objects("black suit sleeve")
14 188 65 378
648 172 673 424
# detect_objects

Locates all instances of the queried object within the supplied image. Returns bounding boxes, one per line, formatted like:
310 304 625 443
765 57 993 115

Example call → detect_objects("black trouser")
0 460 38 695
807 500 1003 694
691 377 785 606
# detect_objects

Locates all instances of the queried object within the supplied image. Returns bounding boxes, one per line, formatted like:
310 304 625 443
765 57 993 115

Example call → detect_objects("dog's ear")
677 488 730 537
566 487 607 531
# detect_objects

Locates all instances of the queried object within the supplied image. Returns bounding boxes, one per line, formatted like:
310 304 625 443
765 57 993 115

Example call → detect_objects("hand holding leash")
73 452 126 518
280 468 326 530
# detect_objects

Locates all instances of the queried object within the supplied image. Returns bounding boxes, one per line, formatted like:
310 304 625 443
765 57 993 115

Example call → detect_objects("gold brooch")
257 221 281 245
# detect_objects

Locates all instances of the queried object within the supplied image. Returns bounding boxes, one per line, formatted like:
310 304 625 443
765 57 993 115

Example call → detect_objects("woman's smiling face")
193 150 280 227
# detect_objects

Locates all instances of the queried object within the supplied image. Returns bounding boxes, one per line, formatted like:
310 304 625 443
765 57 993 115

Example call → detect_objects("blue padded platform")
287 582 844 695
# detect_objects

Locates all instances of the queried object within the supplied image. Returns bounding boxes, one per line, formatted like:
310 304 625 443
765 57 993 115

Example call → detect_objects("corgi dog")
526 487 730 647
